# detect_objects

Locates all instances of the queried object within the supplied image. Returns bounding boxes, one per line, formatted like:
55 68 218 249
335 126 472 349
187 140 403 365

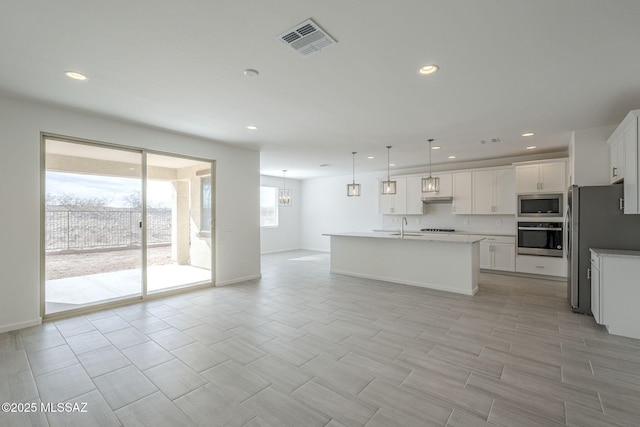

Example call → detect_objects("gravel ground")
45 245 172 280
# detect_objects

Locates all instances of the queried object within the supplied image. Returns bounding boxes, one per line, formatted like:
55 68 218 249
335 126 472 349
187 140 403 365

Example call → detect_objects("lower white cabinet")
477 236 515 272
589 249 640 339
515 254 566 277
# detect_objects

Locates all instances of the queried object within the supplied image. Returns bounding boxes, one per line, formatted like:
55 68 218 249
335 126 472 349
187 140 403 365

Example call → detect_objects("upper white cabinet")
608 132 625 184
378 178 407 215
405 176 424 215
452 172 473 214
473 168 515 214
608 110 640 214
515 161 566 193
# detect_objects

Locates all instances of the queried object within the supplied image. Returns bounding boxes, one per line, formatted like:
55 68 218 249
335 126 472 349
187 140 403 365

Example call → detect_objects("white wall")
569 125 615 186
301 172 383 251
0 95 261 332
260 175 301 253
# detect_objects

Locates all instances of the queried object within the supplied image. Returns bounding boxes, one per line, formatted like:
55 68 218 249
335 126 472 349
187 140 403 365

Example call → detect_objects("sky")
46 171 173 208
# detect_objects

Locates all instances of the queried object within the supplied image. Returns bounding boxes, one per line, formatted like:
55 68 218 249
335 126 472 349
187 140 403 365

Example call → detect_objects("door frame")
40 132 216 320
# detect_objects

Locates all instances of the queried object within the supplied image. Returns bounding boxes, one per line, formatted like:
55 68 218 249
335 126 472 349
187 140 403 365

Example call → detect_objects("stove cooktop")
420 228 455 232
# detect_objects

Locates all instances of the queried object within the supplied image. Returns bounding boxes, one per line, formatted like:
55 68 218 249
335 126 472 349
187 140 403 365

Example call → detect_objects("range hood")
421 196 453 204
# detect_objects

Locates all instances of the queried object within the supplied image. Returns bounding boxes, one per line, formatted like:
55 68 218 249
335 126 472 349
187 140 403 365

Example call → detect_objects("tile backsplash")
382 203 516 235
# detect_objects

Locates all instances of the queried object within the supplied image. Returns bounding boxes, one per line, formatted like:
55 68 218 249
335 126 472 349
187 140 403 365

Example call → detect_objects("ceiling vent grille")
278 19 337 56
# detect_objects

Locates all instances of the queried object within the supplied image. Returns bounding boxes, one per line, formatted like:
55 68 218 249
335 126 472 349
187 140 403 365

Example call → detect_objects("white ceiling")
2 1 640 179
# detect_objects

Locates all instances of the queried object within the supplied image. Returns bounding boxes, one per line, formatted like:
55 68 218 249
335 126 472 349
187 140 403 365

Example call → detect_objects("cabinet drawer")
516 255 566 277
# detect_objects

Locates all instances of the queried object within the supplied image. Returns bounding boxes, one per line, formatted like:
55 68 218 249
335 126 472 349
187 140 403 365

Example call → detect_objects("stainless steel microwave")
518 194 563 217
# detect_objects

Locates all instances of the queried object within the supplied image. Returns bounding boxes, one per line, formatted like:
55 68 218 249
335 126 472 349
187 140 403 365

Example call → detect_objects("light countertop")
372 229 515 237
323 231 485 244
590 248 640 259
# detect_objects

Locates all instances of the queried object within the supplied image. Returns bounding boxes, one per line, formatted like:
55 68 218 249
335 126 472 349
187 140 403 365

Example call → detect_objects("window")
260 186 278 227
201 176 212 232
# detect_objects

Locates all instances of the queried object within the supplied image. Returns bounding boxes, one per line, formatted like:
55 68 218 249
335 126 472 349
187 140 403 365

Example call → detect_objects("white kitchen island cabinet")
324 232 483 295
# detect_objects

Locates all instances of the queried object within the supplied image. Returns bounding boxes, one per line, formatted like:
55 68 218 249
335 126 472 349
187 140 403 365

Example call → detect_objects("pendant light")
381 146 396 195
347 152 361 197
421 138 440 196
278 170 292 207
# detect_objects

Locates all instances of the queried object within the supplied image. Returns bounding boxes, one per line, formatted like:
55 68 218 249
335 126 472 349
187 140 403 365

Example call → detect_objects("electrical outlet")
496 220 502 226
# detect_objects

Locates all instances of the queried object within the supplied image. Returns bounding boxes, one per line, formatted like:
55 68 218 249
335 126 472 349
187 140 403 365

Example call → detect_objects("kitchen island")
324 232 484 295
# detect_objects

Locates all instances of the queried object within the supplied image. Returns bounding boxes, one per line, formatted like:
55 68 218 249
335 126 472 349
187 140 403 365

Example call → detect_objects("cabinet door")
539 162 566 192
452 172 473 214
609 134 623 183
379 178 406 214
405 176 424 215
492 243 515 272
479 241 492 269
378 181 395 214
472 170 495 214
590 261 601 323
494 168 516 214
516 165 540 193
623 118 638 214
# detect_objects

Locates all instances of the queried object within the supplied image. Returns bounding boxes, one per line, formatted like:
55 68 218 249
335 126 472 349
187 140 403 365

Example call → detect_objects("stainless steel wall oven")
517 222 563 257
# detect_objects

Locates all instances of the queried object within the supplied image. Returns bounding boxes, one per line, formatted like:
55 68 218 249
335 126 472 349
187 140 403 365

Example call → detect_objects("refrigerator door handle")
620 198 625 211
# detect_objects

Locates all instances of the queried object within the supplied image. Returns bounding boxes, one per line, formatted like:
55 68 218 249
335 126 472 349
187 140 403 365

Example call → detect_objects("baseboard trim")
260 248 302 255
0 317 42 333
217 274 261 287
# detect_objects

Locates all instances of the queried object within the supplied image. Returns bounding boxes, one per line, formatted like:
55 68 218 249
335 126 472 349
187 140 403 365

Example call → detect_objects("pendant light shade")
381 146 397 195
347 151 361 197
422 139 440 196
279 170 292 207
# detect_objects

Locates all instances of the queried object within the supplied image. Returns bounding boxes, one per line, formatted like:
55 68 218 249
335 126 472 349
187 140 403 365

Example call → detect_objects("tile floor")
2 250 640 426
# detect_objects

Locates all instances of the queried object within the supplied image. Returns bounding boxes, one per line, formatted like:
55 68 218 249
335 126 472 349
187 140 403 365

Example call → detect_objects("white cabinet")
473 168 515 214
515 162 566 193
590 248 640 339
478 236 515 272
608 132 625 184
379 177 423 215
452 172 472 214
623 115 638 213
379 178 407 215
515 255 566 277
420 173 452 200
405 176 424 215
590 251 601 324
607 110 640 214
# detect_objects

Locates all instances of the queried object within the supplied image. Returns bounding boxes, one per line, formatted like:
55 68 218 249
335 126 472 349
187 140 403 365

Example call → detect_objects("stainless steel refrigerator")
567 184 640 314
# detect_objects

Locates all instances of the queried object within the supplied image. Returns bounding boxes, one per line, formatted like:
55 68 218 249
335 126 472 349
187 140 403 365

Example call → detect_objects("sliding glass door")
146 153 213 294
43 137 214 316
44 139 143 314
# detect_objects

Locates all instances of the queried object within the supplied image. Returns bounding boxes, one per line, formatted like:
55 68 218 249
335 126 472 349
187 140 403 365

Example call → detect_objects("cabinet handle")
587 267 591 280
620 198 625 211
613 167 618 178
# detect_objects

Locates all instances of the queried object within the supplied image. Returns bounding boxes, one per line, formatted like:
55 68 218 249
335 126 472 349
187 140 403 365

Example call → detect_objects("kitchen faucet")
401 217 408 239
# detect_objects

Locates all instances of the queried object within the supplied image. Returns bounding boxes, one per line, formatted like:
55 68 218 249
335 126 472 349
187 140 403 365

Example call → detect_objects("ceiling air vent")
278 19 337 56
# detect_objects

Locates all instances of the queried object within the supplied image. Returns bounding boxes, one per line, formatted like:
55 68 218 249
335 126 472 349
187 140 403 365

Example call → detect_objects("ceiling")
2 1 640 179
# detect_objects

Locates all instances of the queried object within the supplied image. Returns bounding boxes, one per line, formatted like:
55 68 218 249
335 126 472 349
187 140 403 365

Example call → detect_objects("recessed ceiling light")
418 64 439 75
526 146 537 150
246 125 258 130
522 132 535 137
448 155 456 159
431 146 441 150
367 156 374 159
65 71 87 81
244 69 259 77
389 163 396 167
